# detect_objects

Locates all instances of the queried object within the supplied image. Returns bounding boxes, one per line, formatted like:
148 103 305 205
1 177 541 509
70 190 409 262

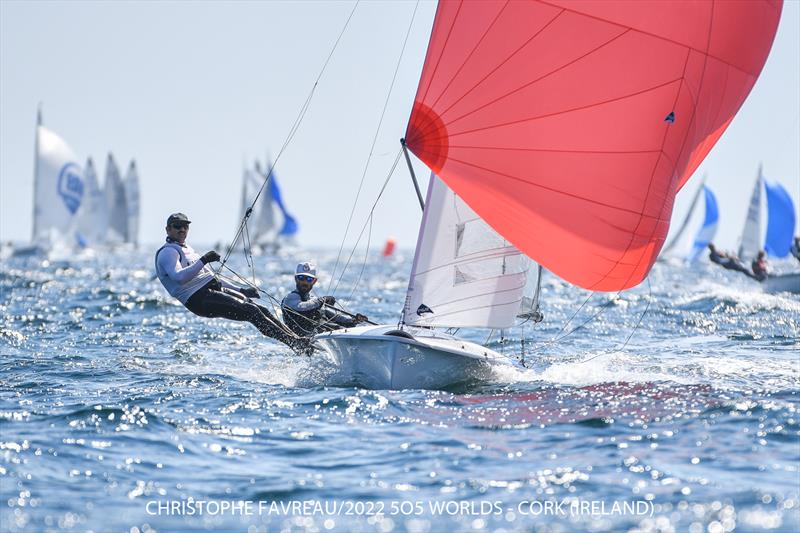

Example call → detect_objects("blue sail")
764 179 796 257
688 186 719 263
267 168 299 237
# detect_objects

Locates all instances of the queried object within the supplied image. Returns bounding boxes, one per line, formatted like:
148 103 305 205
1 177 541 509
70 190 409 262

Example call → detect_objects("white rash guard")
154 242 216 304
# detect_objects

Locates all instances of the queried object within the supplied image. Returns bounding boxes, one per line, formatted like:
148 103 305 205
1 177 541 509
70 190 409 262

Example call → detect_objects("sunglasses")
170 223 189 230
296 275 316 283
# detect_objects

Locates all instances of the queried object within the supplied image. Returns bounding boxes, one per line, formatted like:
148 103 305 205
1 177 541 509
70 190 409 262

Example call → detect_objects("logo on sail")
57 162 84 214
416 304 433 316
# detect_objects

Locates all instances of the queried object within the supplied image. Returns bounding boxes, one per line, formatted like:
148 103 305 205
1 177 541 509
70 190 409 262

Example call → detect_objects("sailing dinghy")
238 160 299 253
314 0 782 389
24 108 85 255
737 168 799 293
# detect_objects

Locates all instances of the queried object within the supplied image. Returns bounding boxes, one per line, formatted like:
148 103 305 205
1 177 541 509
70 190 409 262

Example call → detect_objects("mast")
31 104 42 241
400 138 424 211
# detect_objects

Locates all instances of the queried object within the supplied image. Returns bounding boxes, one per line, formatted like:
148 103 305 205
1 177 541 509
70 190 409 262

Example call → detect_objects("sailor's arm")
157 247 206 283
283 292 323 312
330 311 358 328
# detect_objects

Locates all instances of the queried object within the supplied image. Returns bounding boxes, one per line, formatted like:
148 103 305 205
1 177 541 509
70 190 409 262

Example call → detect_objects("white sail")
402 173 532 329
738 172 762 263
123 160 140 246
32 124 84 244
73 157 107 246
252 162 276 245
104 153 128 243
239 162 276 247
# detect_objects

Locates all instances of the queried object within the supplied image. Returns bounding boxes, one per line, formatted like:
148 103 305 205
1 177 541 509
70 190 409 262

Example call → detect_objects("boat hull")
314 325 511 390
763 272 800 294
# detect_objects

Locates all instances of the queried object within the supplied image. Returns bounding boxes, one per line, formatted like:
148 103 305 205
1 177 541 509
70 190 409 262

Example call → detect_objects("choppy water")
1 248 798 532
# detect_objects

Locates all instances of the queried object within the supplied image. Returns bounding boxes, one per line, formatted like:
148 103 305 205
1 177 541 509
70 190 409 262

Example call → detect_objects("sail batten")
406 0 782 291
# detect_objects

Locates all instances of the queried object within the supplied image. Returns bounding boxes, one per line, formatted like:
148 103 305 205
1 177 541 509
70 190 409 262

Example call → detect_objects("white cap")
295 262 317 279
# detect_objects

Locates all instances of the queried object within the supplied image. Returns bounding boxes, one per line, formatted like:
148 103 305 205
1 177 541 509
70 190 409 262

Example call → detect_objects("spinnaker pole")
400 138 424 211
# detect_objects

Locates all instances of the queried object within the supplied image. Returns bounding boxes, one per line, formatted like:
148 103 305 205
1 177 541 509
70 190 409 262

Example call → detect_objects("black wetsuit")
185 279 301 349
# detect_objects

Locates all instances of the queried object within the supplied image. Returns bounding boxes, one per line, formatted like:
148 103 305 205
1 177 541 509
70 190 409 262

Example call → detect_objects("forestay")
402 173 538 329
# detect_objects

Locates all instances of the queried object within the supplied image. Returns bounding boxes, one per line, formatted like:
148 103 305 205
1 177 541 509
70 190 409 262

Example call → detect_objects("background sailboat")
661 180 719 264
737 168 797 262
238 159 298 253
736 167 800 293
29 109 85 252
103 153 128 245
123 160 141 247
74 157 108 248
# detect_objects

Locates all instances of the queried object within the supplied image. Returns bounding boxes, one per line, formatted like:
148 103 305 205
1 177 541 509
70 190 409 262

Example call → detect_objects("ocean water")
1 248 798 532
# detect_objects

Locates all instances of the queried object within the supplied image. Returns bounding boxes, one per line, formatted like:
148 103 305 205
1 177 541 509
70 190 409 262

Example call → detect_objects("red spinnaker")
405 0 782 291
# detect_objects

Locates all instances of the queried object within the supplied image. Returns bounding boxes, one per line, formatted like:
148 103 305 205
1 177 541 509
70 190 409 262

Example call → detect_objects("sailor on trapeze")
154 212 306 352
707 243 757 278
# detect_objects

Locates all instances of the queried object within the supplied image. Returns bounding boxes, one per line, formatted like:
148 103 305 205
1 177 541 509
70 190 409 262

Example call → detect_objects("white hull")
314 325 513 390
763 272 800 294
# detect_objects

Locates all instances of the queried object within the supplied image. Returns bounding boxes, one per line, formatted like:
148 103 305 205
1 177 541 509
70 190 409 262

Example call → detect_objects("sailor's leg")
195 289 300 348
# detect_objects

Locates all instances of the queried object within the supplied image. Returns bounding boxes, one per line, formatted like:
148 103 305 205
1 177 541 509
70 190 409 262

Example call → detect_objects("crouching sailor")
281 262 368 337
155 213 305 351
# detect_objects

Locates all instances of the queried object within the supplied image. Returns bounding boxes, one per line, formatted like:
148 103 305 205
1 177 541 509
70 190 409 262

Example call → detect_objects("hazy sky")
1 0 798 253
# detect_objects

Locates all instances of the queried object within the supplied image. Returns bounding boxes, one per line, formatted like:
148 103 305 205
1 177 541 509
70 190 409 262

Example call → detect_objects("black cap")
167 213 191 225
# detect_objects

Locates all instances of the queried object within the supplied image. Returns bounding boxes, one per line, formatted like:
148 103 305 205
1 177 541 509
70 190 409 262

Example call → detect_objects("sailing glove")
355 314 368 322
322 296 336 306
200 251 221 264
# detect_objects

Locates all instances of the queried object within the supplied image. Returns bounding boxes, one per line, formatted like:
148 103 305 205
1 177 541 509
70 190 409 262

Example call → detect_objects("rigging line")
331 150 402 297
216 264 283 317
528 289 624 349
345 212 374 305
218 0 361 271
328 0 421 294
579 277 652 364
242 219 256 286
212 267 300 340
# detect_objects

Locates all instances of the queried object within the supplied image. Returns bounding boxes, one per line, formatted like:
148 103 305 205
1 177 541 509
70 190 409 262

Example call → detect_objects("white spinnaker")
402 173 532 329
104 153 128 243
738 172 762 263
33 125 84 243
124 160 140 246
74 157 107 246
